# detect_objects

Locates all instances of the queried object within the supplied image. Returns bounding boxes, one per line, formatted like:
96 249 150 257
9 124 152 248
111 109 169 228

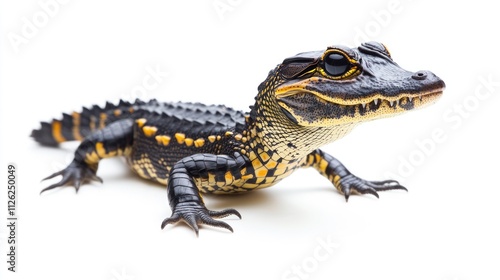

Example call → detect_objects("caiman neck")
245 76 358 161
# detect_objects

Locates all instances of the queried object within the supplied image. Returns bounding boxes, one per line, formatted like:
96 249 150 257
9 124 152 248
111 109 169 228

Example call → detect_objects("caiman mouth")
276 88 444 111
274 85 444 126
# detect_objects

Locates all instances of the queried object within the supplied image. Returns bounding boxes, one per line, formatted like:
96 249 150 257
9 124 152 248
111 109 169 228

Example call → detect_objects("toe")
161 213 181 229
200 216 234 233
208 208 241 219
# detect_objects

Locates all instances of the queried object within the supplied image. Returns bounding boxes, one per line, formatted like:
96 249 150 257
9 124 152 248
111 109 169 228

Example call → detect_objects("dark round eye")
324 53 350 76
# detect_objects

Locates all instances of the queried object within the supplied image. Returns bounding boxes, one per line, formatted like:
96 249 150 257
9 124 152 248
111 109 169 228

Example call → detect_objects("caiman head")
251 41 445 160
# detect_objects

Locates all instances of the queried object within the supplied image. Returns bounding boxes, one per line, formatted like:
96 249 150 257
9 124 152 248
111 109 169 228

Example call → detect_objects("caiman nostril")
412 71 427 80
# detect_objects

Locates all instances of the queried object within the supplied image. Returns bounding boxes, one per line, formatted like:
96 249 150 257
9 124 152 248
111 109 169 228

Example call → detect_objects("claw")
184 215 199 236
370 179 400 185
40 183 62 194
363 187 380 199
367 180 408 192
208 208 241 219
343 185 350 202
74 178 82 193
91 174 103 183
42 170 64 182
161 213 181 229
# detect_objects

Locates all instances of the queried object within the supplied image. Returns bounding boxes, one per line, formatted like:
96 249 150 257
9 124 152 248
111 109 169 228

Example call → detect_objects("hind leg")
41 119 134 193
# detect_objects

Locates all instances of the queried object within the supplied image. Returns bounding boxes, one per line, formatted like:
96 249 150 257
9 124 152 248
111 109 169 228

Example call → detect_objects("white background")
1 1 499 280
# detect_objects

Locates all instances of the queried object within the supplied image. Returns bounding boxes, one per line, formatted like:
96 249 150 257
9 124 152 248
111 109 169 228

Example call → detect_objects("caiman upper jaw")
276 70 445 107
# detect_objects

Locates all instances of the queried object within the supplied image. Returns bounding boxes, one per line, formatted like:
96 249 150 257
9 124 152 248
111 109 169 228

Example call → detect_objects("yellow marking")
208 173 216 185
256 168 268 178
208 135 216 143
113 109 122 116
241 174 254 180
52 121 66 143
142 126 158 137
274 163 289 176
240 149 246 154
251 158 263 170
216 181 225 188
259 152 270 162
307 154 314 166
99 113 107 128
247 151 257 161
96 142 106 157
225 131 233 137
155 135 171 146
122 146 133 157
185 138 194 147
175 133 185 144
333 175 341 186
216 135 222 141
241 137 248 143
265 161 278 169
319 159 329 173
314 153 321 164
194 138 205 148
136 118 147 128
71 112 83 141
129 107 135 113
234 134 242 141
85 152 99 164
224 171 233 183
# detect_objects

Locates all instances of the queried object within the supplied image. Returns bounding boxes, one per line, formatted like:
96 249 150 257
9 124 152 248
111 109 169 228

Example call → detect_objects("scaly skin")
32 42 445 235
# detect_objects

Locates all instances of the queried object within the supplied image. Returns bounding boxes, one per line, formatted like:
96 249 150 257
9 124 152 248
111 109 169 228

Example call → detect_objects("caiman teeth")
363 93 433 108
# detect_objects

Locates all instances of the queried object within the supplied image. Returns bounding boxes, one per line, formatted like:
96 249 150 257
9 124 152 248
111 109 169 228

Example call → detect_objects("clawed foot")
161 202 241 236
335 173 407 201
41 160 102 194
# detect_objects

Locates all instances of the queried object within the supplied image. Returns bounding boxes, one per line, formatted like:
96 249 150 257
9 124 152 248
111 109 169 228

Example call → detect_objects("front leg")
161 153 244 236
303 149 407 201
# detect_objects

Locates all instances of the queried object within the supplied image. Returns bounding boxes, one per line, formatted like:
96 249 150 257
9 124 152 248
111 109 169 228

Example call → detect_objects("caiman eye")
324 53 350 76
